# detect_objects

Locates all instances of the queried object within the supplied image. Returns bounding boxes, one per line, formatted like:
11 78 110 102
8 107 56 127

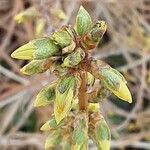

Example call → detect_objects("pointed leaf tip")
11 42 35 60
75 5 92 36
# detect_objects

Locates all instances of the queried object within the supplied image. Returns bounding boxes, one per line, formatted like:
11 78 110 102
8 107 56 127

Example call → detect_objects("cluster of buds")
11 6 132 150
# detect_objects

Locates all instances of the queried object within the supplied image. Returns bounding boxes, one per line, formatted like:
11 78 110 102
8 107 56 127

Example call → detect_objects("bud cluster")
11 6 132 150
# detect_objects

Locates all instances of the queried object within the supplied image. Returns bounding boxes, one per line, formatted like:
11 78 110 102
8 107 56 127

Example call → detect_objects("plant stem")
78 71 88 111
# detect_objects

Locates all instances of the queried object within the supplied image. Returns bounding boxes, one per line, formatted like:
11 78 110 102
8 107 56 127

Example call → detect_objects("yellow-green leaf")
54 76 76 124
51 26 73 48
75 6 92 36
34 82 56 107
72 113 88 150
90 112 111 150
91 60 132 103
20 59 53 75
40 116 62 131
11 38 60 60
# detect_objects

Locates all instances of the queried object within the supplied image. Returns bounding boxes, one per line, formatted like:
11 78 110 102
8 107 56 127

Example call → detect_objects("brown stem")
78 71 88 111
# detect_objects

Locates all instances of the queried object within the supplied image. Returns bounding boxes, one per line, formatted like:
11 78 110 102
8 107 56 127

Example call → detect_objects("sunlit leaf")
54 76 76 124
91 60 132 103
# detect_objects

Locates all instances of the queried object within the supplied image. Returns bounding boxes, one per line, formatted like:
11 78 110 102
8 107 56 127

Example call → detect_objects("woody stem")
78 70 88 111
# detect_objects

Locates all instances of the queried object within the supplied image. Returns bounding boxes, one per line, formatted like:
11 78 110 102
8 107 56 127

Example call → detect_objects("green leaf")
20 59 53 75
45 130 62 149
62 47 85 68
11 38 60 60
54 76 76 124
51 26 74 48
40 116 62 131
75 6 92 36
34 82 56 107
80 21 107 50
72 113 88 150
91 60 132 103
90 21 107 43
90 113 111 150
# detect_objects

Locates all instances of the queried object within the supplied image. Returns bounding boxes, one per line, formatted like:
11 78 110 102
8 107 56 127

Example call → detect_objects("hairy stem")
78 71 88 111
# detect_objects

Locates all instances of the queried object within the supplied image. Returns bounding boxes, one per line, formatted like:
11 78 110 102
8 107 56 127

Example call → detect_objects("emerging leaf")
54 76 76 124
80 21 107 50
45 130 62 149
62 47 85 68
20 59 53 75
40 116 62 131
34 82 56 107
88 103 100 113
72 113 88 150
75 6 92 36
89 112 111 150
90 21 107 43
91 60 132 103
51 26 74 48
11 38 60 60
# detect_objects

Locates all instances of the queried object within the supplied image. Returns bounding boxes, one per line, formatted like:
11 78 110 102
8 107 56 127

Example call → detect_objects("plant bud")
89 112 111 150
72 112 88 150
40 116 62 131
62 47 85 68
51 26 75 48
11 38 60 60
91 60 132 103
81 21 107 50
34 82 56 107
75 6 92 36
54 75 76 124
14 7 38 24
88 103 100 113
20 59 53 75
